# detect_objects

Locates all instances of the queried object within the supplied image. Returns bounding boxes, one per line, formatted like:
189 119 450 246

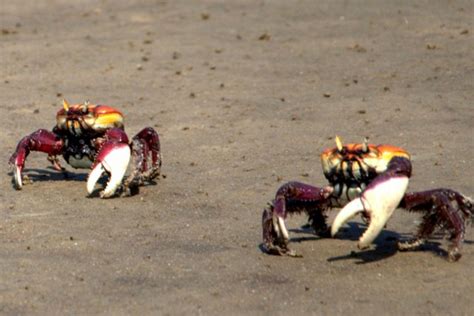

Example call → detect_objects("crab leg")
331 156 412 249
398 189 473 261
9 129 64 189
124 127 162 190
87 128 131 198
134 127 161 174
262 181 333 256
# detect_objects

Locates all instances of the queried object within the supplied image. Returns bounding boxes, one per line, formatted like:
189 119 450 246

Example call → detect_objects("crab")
262 136 472 261
9 100 162 198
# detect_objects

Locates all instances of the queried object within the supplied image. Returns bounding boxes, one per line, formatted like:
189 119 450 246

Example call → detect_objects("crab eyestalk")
62 99 70 111
362 137 369 153
335 135 344 152
80 101 90 113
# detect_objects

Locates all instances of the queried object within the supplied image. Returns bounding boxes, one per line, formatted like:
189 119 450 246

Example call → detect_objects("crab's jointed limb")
125 127 162 190
331 156 412 249
398 189 473 261
262 182 333 256
9 129 64 189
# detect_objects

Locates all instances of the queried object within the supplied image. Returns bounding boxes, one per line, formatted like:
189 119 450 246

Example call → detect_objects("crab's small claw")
9 129 64 190
262 182 333 256
331 156 411 249
87 142 131 198
12 164 23 189
9 144 26 189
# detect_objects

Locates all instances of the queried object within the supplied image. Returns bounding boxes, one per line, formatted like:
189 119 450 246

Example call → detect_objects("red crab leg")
9 129 64 189
331 156 412 249
134 127 161 172
124 127 162 191
262 181 333 256
398 189 473 261
87 128 131 198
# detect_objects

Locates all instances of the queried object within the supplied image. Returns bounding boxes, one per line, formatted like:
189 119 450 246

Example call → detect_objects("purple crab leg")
398 189 473 261
262 181 333 256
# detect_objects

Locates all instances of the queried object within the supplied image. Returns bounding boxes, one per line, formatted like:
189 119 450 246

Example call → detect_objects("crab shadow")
326 222 460 263
322 222 400 264
257 222 401 263
8 167 161 198
262 221 457 263
8 167 88 184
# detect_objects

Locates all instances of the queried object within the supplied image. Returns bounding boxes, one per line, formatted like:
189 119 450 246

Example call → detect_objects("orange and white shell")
55 100 124 135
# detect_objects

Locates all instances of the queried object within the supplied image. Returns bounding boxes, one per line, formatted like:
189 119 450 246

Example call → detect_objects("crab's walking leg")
9 129 64 189
124 127 162 190
331 156 412 249
262 181 333 256
398 189 473 261
87 128 131 198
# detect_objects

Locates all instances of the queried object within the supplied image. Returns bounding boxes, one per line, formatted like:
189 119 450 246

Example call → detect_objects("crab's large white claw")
87 144 131 198
331 197 364 237
331 176 409 249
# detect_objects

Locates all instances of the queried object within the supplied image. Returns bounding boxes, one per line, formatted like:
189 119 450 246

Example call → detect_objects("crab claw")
9 129 64 190
331 156 411 249
87 142 131 198
9 148 27 189
12 164 23 189
9 144 26 189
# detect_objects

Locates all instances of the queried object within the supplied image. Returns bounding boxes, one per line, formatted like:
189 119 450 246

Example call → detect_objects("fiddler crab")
262 136 473 261
9 100 162 198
